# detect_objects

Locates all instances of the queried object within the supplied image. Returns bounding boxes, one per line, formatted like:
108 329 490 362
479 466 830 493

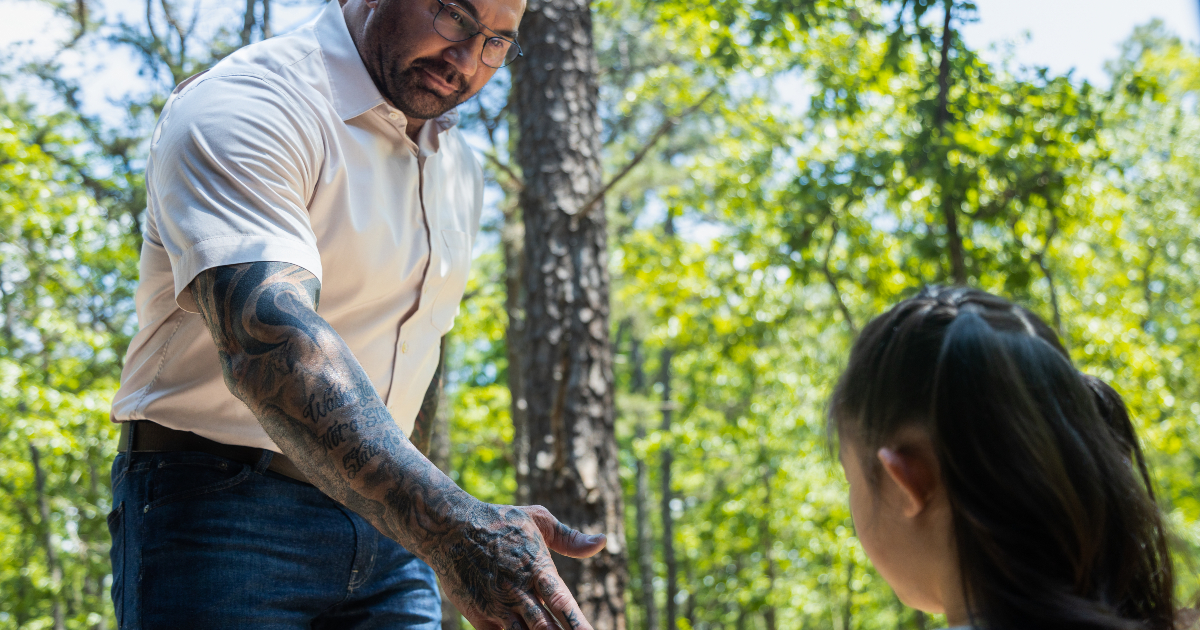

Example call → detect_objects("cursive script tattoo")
190 262 596 630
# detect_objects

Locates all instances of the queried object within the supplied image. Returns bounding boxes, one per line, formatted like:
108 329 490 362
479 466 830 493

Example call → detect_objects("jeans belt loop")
253 449 275 475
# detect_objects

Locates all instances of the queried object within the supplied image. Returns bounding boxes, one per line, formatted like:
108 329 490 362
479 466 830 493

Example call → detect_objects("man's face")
356 0 524 121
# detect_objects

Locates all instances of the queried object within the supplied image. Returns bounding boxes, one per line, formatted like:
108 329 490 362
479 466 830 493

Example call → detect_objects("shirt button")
388 111 400 121
401 342 409 354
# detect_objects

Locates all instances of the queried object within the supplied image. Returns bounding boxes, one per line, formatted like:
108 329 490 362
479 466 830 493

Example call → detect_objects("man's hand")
190 261 605 629
434 504 606 630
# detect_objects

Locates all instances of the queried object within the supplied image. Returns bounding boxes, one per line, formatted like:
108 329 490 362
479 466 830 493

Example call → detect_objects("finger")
536 569 593 630
515 592 561 630
520 506 607 559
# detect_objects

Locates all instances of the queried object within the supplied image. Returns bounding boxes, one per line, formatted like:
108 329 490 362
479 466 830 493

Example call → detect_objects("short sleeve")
147 72 325 312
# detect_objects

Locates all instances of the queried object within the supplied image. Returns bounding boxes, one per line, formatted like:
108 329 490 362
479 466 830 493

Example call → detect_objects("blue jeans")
107 450 441 629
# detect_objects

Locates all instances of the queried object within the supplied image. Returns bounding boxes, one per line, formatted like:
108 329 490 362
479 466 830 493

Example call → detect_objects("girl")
828 286 1176 630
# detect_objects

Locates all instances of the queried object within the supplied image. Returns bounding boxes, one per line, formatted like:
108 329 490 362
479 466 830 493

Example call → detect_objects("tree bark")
504 206 531 505
658 348 677 630
30 444 66 630
511 1 627 628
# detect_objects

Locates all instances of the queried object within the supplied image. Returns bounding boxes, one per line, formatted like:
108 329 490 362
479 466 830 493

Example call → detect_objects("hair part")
829 286 1175 630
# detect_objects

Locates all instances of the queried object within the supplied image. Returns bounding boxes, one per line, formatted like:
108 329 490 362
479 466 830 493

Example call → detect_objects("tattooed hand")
432 504 607 630
190 262 606 630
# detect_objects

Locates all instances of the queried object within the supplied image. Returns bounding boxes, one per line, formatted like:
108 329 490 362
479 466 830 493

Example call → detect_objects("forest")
1 0 1199 628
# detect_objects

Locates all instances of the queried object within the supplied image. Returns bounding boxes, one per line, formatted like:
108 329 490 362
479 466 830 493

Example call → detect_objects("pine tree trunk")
504 208 530 505
240 0 256 46
511 1 627 628
760 442 777 630
31 444 66 630
630 333 657 630
427 343 463 630
659 348 677 630
634 422 657 630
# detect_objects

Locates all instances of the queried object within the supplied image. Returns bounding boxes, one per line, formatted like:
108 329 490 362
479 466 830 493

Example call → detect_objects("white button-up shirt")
110 1 483 450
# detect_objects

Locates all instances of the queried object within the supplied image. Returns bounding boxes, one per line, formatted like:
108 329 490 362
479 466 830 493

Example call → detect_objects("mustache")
407 59 468 93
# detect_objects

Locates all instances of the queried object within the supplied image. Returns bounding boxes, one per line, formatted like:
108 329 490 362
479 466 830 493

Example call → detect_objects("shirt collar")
314 3 460 132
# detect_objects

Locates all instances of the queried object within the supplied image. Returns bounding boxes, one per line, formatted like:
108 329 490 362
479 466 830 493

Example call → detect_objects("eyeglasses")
433 0 523 68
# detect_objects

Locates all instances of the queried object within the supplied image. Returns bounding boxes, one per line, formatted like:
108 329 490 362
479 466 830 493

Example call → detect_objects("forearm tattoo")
191 263 578 628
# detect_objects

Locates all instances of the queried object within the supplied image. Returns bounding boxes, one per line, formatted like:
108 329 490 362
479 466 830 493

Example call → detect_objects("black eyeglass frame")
433 0 523 68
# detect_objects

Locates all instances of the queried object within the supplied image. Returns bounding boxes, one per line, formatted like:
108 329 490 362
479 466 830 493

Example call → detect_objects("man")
107 0 605 627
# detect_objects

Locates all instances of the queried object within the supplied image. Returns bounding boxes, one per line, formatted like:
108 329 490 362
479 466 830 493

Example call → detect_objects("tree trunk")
511 1 627 628
630 335 657 630
841 556 855 630
504 207 530 505
240 0 255 46
760 451 777 630
935 0 967 285
427 344 463 630
659 348 677 630
31 444 66 630
683 557 695 629
634 420 657 630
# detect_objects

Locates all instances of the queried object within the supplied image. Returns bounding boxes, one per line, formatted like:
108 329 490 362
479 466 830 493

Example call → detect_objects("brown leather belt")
118 421 311 485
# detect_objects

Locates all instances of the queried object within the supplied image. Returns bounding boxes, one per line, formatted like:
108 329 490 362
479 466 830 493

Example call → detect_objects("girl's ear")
877 445 939 518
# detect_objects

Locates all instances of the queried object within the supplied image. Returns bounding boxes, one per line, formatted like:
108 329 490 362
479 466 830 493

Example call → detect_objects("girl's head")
829 286 1174 630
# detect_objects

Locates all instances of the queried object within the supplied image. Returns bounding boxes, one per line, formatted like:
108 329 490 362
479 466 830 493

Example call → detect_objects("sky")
3 0 1197 248
2 0 1197 120
961 0 1200 84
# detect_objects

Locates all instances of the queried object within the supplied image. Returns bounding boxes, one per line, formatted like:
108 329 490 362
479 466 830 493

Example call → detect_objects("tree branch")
1031 216 1062 336
935 0 954 130
581 87 719 215
822 221 858 335
484 152 524 192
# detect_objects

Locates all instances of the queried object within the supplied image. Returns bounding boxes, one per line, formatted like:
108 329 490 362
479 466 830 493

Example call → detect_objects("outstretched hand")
429 502 606 630
188 263 604 628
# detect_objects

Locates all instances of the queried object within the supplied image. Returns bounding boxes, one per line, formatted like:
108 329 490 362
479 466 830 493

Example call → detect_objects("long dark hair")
829 286 1175 630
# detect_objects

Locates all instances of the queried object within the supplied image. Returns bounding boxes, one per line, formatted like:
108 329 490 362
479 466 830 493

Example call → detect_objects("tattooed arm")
191 262 605 630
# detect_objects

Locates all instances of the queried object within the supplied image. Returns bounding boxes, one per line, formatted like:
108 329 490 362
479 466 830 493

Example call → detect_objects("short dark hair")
829 286 1175 630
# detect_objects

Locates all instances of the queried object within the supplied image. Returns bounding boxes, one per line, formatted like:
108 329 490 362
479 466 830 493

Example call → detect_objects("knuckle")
546 590 574 611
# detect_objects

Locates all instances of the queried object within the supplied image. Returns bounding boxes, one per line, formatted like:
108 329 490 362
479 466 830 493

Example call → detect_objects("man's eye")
486 38 506 49
448 10 465 24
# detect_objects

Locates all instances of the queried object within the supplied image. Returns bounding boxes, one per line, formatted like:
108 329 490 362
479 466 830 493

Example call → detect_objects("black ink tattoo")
190 262 594 630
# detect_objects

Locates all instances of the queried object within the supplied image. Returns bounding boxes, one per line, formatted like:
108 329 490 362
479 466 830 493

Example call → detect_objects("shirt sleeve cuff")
172 235 324 313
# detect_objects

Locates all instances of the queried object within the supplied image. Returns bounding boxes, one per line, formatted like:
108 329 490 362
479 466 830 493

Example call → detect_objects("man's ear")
877 446 939 519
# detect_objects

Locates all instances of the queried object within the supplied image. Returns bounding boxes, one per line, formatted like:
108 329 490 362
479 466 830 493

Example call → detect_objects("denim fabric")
107 450 441 630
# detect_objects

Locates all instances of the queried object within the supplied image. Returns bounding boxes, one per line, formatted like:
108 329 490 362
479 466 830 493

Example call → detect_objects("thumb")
520 505 607 559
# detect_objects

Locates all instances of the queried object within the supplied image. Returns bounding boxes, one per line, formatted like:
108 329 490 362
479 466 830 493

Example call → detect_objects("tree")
0 92 138 630
510 0 629 626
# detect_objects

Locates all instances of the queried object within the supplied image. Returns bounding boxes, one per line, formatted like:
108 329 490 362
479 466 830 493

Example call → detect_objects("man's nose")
443 36 480 78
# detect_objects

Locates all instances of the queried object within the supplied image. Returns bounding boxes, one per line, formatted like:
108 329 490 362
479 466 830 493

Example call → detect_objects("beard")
385 58 470 120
